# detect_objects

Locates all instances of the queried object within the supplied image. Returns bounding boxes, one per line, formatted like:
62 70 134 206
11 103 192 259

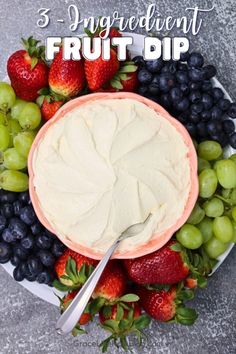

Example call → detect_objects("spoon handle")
56 238 121 335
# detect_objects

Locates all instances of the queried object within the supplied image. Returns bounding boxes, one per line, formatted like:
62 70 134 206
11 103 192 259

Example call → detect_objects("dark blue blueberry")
38 250 55 267
145 94 160 103
174 97 189 111
0 242 12 263
148 83 159 96
35 234 52 250
189 68 204 82
13 200 24 216
202 65 217 80
2 228 16 243
201 110 212 122
191 103 204 114
137 69 153 85
189 90 201 103
51 241 65 257
207 121 222 136
189 82 201 91
187 52 204 68
180 51 190 62
227 103 236 118
177 111 189 124
13 265 25 282
20 206 37 226
196 122 208 138
132 55 145 66
27 257 43 275
185 123 196 137
217 98 231 111
151 75 160 85
18 191 30 205
10 255 21 267
36 270 54 285
176 71 189 84
212 87 224 102
13 245 29 260
44 229 56 239
138 85 148 96
0 215 7 233
222 119 235 135
25 272 37 282
201 93 213 110
212 133 228 147
211 106 223 120
19 262 31 277
31 222 43 235
229 132 236 148
178 63 188 71
201 80 212 92
160 93 172 109
0 190 17 204
145 58 163 73
1 203 14 219
167 61 178 74
170 87 183 102
9 217 27 240
159 73 175 93
179 83 189 95
21 233 35 250
189 112 200 124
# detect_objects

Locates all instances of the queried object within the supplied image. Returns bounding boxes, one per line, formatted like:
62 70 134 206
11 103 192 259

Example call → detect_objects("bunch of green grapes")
0 82 41 192
177 140 236 260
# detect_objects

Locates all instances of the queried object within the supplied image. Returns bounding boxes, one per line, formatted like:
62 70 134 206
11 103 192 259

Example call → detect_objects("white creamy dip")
33 98 191 253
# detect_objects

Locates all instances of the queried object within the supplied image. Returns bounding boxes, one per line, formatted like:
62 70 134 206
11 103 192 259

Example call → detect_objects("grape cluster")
176 141 236 258
0 190 65 285
134 53 236 148
0 82 41 192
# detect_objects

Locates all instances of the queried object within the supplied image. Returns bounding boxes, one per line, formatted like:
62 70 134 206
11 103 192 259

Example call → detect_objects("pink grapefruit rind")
28 92 199 260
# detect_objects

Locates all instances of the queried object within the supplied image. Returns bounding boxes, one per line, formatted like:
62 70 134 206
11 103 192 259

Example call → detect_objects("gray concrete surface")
0 0 235 353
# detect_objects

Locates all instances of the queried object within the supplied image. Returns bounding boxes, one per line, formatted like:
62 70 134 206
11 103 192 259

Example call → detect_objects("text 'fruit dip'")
32 98 191 253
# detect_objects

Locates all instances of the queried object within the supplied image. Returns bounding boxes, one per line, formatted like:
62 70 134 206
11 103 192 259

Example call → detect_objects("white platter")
1 33 235 306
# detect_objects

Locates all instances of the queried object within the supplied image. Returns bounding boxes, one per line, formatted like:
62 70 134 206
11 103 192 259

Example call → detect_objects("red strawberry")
41 98 63 121
123 240 189 285
109 61 138 92
49 47 85 98
120 71 138 92
108 27 122 39
7 37 49 101
184 277 198 289
99 301 141 324
136 285 198 324
92 260 126 301
85 49 119 91
61 291 91 325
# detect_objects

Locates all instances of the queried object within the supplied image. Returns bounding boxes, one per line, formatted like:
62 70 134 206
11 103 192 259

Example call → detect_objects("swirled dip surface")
33 98 191 253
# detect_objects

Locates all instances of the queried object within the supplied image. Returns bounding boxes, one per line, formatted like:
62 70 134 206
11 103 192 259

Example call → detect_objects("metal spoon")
56 213 152 335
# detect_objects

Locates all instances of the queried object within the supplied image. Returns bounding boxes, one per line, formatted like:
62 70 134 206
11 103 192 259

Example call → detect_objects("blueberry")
180 51 190 62
25 272 37 282
44 229 56 239
1 203 14 219
176 71 189 84
0 242 12 263
189 68 204 82
0 190 17 203
145 94 160 103
145 58 163 73
35 234 52 250
18 191 30 205
174 97 189 111
202 65 217 80
188 52 204 68
217 99 231 111
132 55 145 66
178 63 188 71
212 88 224 102
196 122 208 138
51 241 65 257
13 265 25 282
30 221 43 235
137 69 153 85
19 262 31 277
179 83 189 95
229 132 236 148
9 217 27 240
227 103 236 118
170 87 183 102
148 83 159 96
13 245 29 260
167 61 178 74
201 80 212 92
212 133 228 147
191 103 204 114
138 85 148 96
20 206 37 226
10 255 21 267
13 200 24 216
0 215 7 233
207 121 222 136
21 233 35 250
36 270 54 285
27 257 43 275
159 73 175 92
185 122 196 137
189 112 200 124
201 110 212 122
160 93 172 109
189 90 201 103
189 82 202 91
2 228 16 243
222 119 235 135
211 106 223 120
151 75 160 85
38 250 55 267
201 93 213 110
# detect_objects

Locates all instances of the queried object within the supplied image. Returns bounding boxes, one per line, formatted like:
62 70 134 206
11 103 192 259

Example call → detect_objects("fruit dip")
32 98 191 253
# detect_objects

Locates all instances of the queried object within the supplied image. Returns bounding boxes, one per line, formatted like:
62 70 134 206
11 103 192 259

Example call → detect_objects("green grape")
0 170 28 192
203 198 224 218
176 224 203 249
232 207 236 222
232 221 236 243
187 203 205 225
3 148 27 170
204 237 229 259
0 124 10 151
7 119 22 146
213 216 233 243
11 98 27 120
18 102 41 130
198 141 222 161
229 153 236 164
0 111 7 125
197 217 213 243
0 82 16 112
222 188 231 199
215 159 236 189
198 169 218 198
13 131 35 157
198 157 211 173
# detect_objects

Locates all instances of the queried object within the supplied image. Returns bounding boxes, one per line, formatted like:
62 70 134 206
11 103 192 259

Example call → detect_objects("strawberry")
7 37 48 101
123 240 189 285
41 99 63 121
49 47 85 98
99 301 141 324
136 285 198 325
120 71 138 92
109 61 138 92
85 49 119 91
61 291 92 325
184 277 198 289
